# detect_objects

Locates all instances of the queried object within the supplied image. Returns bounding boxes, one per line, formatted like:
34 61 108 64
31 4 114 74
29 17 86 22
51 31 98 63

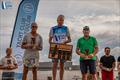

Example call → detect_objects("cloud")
36 0 120 20
0 0 119 64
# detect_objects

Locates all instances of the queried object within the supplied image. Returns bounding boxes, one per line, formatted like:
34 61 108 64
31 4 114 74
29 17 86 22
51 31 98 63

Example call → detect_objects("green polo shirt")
76 36 98 61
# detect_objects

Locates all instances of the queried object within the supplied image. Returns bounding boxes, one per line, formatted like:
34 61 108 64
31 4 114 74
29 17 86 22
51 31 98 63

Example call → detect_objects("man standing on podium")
21 22 43 80
49 14 71 80
76 26 98 80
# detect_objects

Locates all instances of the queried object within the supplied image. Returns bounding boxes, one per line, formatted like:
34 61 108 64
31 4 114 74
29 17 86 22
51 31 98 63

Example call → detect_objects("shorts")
23 51 39 67
2 72 15 80
52 59 66 63
80 60 96 74
101 70 114 80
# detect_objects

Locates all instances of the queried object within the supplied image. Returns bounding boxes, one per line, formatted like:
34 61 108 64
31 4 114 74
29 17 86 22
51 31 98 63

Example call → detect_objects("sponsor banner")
10 0 39 74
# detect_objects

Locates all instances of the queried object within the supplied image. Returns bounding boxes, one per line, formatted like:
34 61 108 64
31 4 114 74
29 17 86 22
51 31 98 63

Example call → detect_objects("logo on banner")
23 3 34 13
14 54 23 66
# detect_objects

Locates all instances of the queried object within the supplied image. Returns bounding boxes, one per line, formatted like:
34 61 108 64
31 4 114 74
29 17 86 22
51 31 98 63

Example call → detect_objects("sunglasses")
32 26 37 28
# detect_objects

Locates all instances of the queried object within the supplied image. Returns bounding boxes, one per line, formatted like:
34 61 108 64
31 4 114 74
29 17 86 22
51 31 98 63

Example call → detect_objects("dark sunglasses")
32 26 37 28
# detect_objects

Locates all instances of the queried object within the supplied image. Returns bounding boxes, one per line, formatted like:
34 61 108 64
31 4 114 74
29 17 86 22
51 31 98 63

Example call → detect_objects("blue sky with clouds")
0 0 120 64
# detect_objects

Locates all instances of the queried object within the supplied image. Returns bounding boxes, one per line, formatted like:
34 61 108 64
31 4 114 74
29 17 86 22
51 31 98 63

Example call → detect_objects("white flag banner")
10 0 39 79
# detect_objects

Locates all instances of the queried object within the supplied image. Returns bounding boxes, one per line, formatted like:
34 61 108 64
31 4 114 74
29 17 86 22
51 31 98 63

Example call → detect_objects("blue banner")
10 0 39 79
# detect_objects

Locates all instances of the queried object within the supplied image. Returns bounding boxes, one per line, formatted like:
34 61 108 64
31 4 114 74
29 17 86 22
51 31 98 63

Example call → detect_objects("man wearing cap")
76 26 98 80
21 22 43 80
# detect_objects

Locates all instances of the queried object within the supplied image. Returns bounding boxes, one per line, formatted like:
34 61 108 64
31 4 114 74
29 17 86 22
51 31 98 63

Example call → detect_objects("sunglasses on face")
32 26 37 28
32 26 37 27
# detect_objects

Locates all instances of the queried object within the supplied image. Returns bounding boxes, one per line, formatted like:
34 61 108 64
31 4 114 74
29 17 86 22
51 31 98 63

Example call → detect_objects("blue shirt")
49 25 70 43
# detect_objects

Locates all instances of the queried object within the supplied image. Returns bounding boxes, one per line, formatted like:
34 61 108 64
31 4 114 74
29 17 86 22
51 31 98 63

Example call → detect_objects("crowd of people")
0 15 120 80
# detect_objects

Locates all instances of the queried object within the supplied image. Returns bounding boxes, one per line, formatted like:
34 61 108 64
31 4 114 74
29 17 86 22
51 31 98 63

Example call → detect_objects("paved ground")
0 70 119 80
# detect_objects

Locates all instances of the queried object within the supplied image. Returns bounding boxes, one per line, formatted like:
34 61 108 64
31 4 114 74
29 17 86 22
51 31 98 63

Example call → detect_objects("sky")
0 0 120 65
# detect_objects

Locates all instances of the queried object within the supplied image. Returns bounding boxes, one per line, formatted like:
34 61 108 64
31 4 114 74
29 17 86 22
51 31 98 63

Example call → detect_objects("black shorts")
80 60 96 74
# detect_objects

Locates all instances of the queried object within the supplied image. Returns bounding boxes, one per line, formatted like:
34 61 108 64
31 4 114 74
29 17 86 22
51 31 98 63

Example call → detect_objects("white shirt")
0 56 17 72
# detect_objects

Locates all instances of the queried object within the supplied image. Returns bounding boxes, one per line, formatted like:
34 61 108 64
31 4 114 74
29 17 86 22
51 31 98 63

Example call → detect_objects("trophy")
85 49 89 59
48 43 73 61
31 37 36 49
